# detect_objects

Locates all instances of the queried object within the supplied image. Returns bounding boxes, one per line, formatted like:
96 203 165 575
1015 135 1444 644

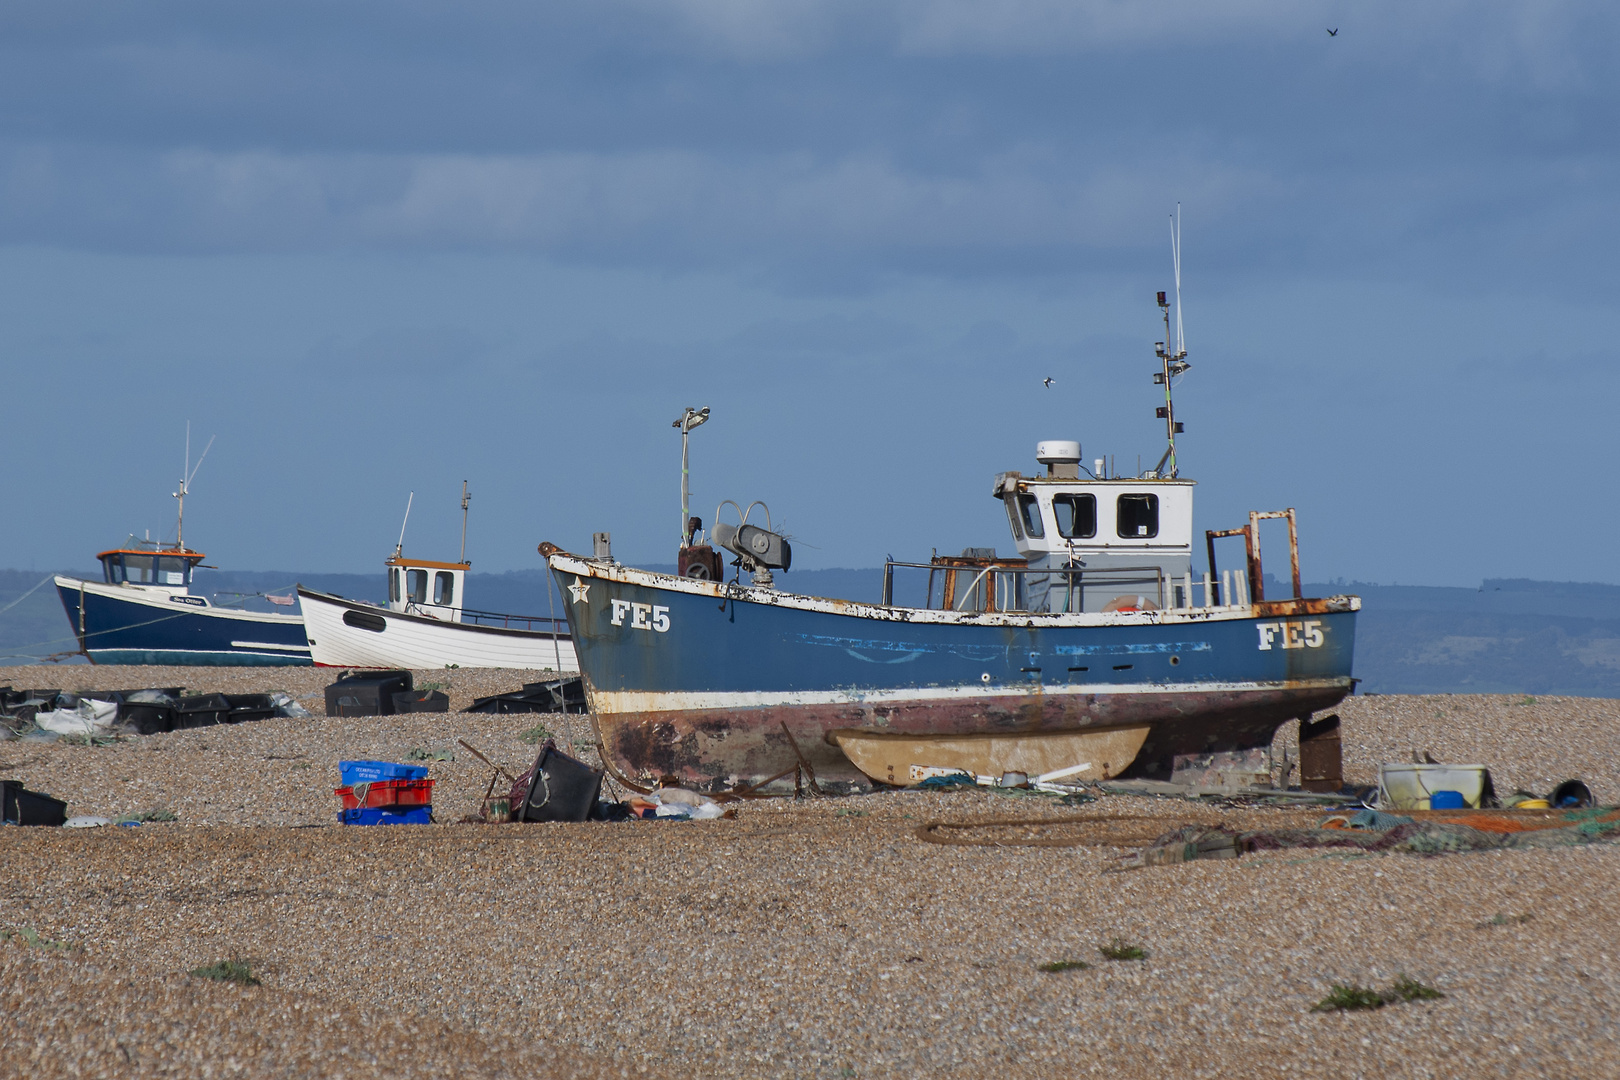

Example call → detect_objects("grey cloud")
0 141 1267 261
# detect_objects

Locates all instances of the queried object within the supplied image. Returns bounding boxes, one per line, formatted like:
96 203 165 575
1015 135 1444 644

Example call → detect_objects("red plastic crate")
335 778 435 810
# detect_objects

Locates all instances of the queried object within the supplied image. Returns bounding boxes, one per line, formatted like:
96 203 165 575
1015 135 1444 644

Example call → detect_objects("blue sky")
1 2 1616 585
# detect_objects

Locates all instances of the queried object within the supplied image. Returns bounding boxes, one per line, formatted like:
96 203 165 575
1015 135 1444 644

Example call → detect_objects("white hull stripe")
592 677 1352 715
230 641 311 651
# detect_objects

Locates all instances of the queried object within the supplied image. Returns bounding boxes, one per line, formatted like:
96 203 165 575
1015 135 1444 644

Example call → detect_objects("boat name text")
610 599 671 633
1257 620 1324 650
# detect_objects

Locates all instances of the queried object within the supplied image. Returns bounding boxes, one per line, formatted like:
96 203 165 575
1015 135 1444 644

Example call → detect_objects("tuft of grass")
519 725 553 745
417 681 448 693
1517 696 1537 706
189 959 259 986
1098 939 1147 961
1312 975 1444 1012
2 926 72 951
1477 912 1532 929
1313 983 1386 1012
1037 959 1091 973
1390 974 1445 1002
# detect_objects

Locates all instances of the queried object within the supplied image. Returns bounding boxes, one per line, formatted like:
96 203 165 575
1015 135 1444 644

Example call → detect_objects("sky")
1 2 1617 586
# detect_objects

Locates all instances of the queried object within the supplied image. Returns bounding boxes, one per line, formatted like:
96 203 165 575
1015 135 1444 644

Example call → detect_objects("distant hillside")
6 567 1620 696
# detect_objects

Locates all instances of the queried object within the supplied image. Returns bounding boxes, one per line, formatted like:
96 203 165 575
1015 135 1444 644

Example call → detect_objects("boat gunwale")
544 550 1361 628
295 586 571 641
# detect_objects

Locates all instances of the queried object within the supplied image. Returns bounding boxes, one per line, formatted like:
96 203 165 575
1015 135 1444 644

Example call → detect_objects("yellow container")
1516 798 1551 810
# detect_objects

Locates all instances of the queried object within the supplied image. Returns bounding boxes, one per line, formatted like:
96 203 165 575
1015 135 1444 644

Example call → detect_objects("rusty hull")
589 680 1353 794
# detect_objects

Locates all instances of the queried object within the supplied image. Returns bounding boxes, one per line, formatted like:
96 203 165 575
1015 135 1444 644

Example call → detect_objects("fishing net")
1122 807 1620 869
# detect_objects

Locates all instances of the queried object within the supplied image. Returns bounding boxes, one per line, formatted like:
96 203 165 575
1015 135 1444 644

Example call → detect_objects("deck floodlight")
714 522 792 571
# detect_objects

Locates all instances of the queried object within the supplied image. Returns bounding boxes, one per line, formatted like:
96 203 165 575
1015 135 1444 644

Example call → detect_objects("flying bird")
1326 27 1338 36
1042 377 1055 389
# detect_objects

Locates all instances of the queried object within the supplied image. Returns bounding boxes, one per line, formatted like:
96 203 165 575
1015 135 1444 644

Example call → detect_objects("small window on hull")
1016 494 1045 539
434 571 455 606
1116 494 1159 539
1053 494 1096 539
344 609 387 633
407 569 427 603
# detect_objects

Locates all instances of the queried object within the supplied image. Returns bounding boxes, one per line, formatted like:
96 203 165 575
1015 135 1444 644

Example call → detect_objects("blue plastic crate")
339 760 429 786
337 805 432 826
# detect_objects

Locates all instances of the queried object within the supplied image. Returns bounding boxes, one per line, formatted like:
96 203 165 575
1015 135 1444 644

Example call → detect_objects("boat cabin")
97 545 205 596
991 440 1195 613
386 556 468 623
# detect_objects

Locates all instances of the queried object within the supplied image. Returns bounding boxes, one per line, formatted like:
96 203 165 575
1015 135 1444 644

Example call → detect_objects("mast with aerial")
1151 205 1191 479
171 423 215 552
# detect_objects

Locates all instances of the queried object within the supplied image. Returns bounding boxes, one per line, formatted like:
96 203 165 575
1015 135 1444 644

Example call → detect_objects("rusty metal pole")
1204 530 1220 604
1286 507 1301 599
1246 513 1264 603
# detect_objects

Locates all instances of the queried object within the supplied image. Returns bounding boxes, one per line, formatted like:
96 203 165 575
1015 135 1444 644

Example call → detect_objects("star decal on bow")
567 579 591 604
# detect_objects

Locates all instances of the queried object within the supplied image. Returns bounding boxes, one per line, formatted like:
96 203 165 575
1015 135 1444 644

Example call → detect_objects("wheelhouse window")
155 556 191 586
121 555 155 583
1116 494 1159 538
1053 494 1096 539
407 569 427 603
1016 493 1045 538
389 569 401 603
434 571 455 606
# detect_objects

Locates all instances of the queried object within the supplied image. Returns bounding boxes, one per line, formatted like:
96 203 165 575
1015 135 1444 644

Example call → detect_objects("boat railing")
881 559 1253 613
455 607 570 633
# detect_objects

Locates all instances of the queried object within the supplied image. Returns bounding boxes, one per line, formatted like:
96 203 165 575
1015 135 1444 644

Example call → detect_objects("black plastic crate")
120 704 176 735
1 780 67 826
223 694 278 724
176 693 231 729
324 670 413 717
392 689 450 714
513 741 603 823
468 676 586 715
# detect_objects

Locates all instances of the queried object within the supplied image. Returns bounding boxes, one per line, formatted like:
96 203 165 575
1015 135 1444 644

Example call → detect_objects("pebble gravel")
3 666 1619 1077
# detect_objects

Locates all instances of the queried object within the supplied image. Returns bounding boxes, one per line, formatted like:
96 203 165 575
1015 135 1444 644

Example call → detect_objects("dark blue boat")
55 545 311 666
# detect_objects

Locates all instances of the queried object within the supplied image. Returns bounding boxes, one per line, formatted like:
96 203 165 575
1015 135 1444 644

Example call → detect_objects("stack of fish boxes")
335 760 434 825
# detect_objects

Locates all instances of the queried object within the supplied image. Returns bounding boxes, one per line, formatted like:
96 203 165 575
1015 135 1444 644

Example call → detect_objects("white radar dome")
1035 440 1081 465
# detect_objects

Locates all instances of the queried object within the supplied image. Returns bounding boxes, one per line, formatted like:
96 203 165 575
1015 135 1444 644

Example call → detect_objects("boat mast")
672 406 710 549
1152 205 1191 478
394 491 414 559
172 423 215 552
458 480 472 563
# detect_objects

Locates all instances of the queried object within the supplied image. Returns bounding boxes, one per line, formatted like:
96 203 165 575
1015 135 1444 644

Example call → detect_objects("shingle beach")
3 666 1619 1078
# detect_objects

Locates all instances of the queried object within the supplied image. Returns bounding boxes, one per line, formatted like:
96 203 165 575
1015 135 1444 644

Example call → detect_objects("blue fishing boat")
53 434 311 666
55 542 310 666
543 256 1359 793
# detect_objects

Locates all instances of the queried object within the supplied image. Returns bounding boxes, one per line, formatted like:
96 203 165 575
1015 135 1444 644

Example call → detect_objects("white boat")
297 487 576 671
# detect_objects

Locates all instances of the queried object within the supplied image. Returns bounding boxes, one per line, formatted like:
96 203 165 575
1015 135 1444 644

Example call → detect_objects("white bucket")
1378 763 1486 810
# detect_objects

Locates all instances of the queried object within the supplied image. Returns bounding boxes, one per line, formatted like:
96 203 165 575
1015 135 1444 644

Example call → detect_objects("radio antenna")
1172 203 1185 356
1151 205 1191 479
172 423 215 552
394 491 414 559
